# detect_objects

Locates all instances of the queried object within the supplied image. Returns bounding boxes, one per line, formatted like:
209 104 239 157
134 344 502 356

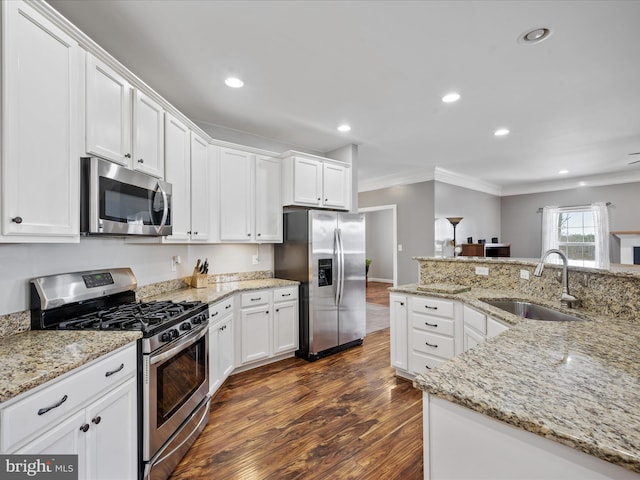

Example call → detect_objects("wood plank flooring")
170 328 423 480
366 281 392 307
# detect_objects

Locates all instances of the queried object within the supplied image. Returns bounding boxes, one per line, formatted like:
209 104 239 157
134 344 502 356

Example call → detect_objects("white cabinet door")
85 378 137 480
190 132 210 242
463 326 485 352
390 295 408 371
2 0 79 239
255 156 282 242
219 147 253 242
218 313 234 379
273 300 298 354
133 90 164 178
487 317 510 338
322 162 349 209
240 306 271 364
292 157 322 206
164 113 191 242
85 53 132 166
209 324 222 393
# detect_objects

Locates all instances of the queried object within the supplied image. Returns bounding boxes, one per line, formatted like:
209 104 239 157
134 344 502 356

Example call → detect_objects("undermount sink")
480 299 585 322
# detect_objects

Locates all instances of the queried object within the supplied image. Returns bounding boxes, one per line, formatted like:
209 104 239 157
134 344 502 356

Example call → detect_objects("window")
541 203 610 269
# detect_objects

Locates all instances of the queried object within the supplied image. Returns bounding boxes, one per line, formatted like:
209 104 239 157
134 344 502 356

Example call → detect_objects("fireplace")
612 232 640 265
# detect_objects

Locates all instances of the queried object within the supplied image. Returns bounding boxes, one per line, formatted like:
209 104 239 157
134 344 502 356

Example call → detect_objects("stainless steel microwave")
80 157 172 236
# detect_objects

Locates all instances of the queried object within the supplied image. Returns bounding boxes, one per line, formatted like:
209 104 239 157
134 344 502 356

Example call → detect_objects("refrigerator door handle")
336 228 345 306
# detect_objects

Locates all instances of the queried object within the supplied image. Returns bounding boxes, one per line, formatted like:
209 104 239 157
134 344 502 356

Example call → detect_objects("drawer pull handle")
425 365 431 370
92 416 102 425
425 341 438 348
211 312 219 317
425 305 438 310
80 423 90 433
250 297 262 301
425 321 438 328
37 394 68 416
225 304 232 309
281 293 291 297
105 363 124 377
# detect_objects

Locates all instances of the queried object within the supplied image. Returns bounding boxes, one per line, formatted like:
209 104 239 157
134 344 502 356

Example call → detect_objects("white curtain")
541 206 560 257
591 202 610 270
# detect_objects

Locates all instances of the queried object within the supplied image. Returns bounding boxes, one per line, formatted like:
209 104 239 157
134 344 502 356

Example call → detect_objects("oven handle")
150 324 208 366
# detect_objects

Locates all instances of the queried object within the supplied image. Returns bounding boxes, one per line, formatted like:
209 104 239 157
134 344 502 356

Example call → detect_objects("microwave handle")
156 181 169 230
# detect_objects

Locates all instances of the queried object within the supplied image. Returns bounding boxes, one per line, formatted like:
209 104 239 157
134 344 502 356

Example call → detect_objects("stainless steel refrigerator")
274 210 366 361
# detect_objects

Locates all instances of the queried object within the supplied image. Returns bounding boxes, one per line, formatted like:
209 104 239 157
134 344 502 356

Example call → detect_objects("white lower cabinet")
0 344 137 480
236 287 299 369
209 298 234 394
390 293 510 378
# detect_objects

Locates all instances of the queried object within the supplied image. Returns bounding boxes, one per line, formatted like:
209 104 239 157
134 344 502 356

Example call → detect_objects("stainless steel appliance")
30 268 210 480
274 210 366 360
81 157 173 236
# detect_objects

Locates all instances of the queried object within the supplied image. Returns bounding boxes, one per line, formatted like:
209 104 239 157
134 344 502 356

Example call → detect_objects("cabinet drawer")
410 351 448 376
464 305 487 334
209 297 233 320
273 286 298 302
1 344 136 451
410 313 454 337
241 290 270 307
410 297 454 318
411 330 455 359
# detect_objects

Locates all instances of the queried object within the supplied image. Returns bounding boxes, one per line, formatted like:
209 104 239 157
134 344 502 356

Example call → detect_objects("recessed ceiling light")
225 77 244 88
337 124 351 132
558 169 569 175
517 27 552 45
494 128 510 137
442 93 461 103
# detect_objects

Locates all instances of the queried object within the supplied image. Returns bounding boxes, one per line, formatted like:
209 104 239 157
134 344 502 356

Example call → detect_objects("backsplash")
416 257 640 321
1 270 274 339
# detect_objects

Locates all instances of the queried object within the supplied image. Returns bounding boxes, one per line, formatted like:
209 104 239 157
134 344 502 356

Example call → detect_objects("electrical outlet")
171 255 181 272
520 269 530 280
398 244 403 252
475 266 489 276
252 255 259 265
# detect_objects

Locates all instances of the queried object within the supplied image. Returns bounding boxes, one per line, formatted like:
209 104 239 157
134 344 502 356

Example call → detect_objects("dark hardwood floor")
366 281 393 307
170 328 423 480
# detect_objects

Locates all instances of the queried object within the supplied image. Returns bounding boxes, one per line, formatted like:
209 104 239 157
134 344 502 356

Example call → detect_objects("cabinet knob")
80 424 90 433
138 158 144 163
193 231 198 235
247 233 251 237
266 310 269 314
276 308 279 312
257 233 261 237
187 231 192 235
11 216 23 224
325 198 328 202
400 302 404 306
92 416 102 425
124 153 131 158
317 197 321 201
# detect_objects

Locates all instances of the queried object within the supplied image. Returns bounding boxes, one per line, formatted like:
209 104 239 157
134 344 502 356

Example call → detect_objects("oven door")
81 156 172 236
143 324 209 460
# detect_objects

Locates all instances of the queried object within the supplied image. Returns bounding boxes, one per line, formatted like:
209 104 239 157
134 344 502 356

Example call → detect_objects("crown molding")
357 168 436 192
500 169 640 196
433 167 502 196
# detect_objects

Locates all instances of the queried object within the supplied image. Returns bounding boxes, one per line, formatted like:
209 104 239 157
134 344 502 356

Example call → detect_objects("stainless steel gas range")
30 268 210 480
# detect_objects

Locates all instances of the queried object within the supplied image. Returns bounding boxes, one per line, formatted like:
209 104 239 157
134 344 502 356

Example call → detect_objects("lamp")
446 217 463 256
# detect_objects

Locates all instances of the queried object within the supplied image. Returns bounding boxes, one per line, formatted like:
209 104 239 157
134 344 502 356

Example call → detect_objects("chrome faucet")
533 249 579 308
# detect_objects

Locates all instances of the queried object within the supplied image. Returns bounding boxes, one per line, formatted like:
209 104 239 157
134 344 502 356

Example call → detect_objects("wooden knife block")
191 271 208 288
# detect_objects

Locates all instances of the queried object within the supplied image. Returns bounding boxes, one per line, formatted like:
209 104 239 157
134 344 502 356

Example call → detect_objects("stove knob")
192 315 202 325
181 322 192 331
171 329 179 339
160 331 173 342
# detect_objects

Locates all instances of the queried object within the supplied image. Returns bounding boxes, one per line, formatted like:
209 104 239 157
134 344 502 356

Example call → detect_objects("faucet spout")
534 249 579 308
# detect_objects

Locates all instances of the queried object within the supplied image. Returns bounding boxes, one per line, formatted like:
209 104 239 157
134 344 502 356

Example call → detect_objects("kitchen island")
395 257 640 479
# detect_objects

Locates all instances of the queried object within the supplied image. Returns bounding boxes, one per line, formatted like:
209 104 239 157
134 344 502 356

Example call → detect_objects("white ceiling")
48 0 640 195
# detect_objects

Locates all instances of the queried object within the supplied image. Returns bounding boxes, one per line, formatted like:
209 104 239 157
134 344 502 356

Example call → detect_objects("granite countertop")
0 278 298 405
141 278 299 304
0 330 141 404
394 284 640 473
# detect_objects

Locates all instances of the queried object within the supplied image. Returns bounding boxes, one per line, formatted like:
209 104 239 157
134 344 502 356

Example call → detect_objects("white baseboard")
368 277 393 284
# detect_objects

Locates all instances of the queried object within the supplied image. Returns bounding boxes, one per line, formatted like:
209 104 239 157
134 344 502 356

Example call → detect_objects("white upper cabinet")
218 147 253 242
322 161 350 209
86 53 164 178
254 156 282 242
133 90 165 178
85 53 132 166
217 147 282 243
1 0 80 241
163 113 191 242
282 154 351 211
189 132 210 242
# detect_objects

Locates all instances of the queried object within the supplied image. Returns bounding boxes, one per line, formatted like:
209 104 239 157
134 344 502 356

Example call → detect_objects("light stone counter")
0 330 141 404
392 283 640 474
